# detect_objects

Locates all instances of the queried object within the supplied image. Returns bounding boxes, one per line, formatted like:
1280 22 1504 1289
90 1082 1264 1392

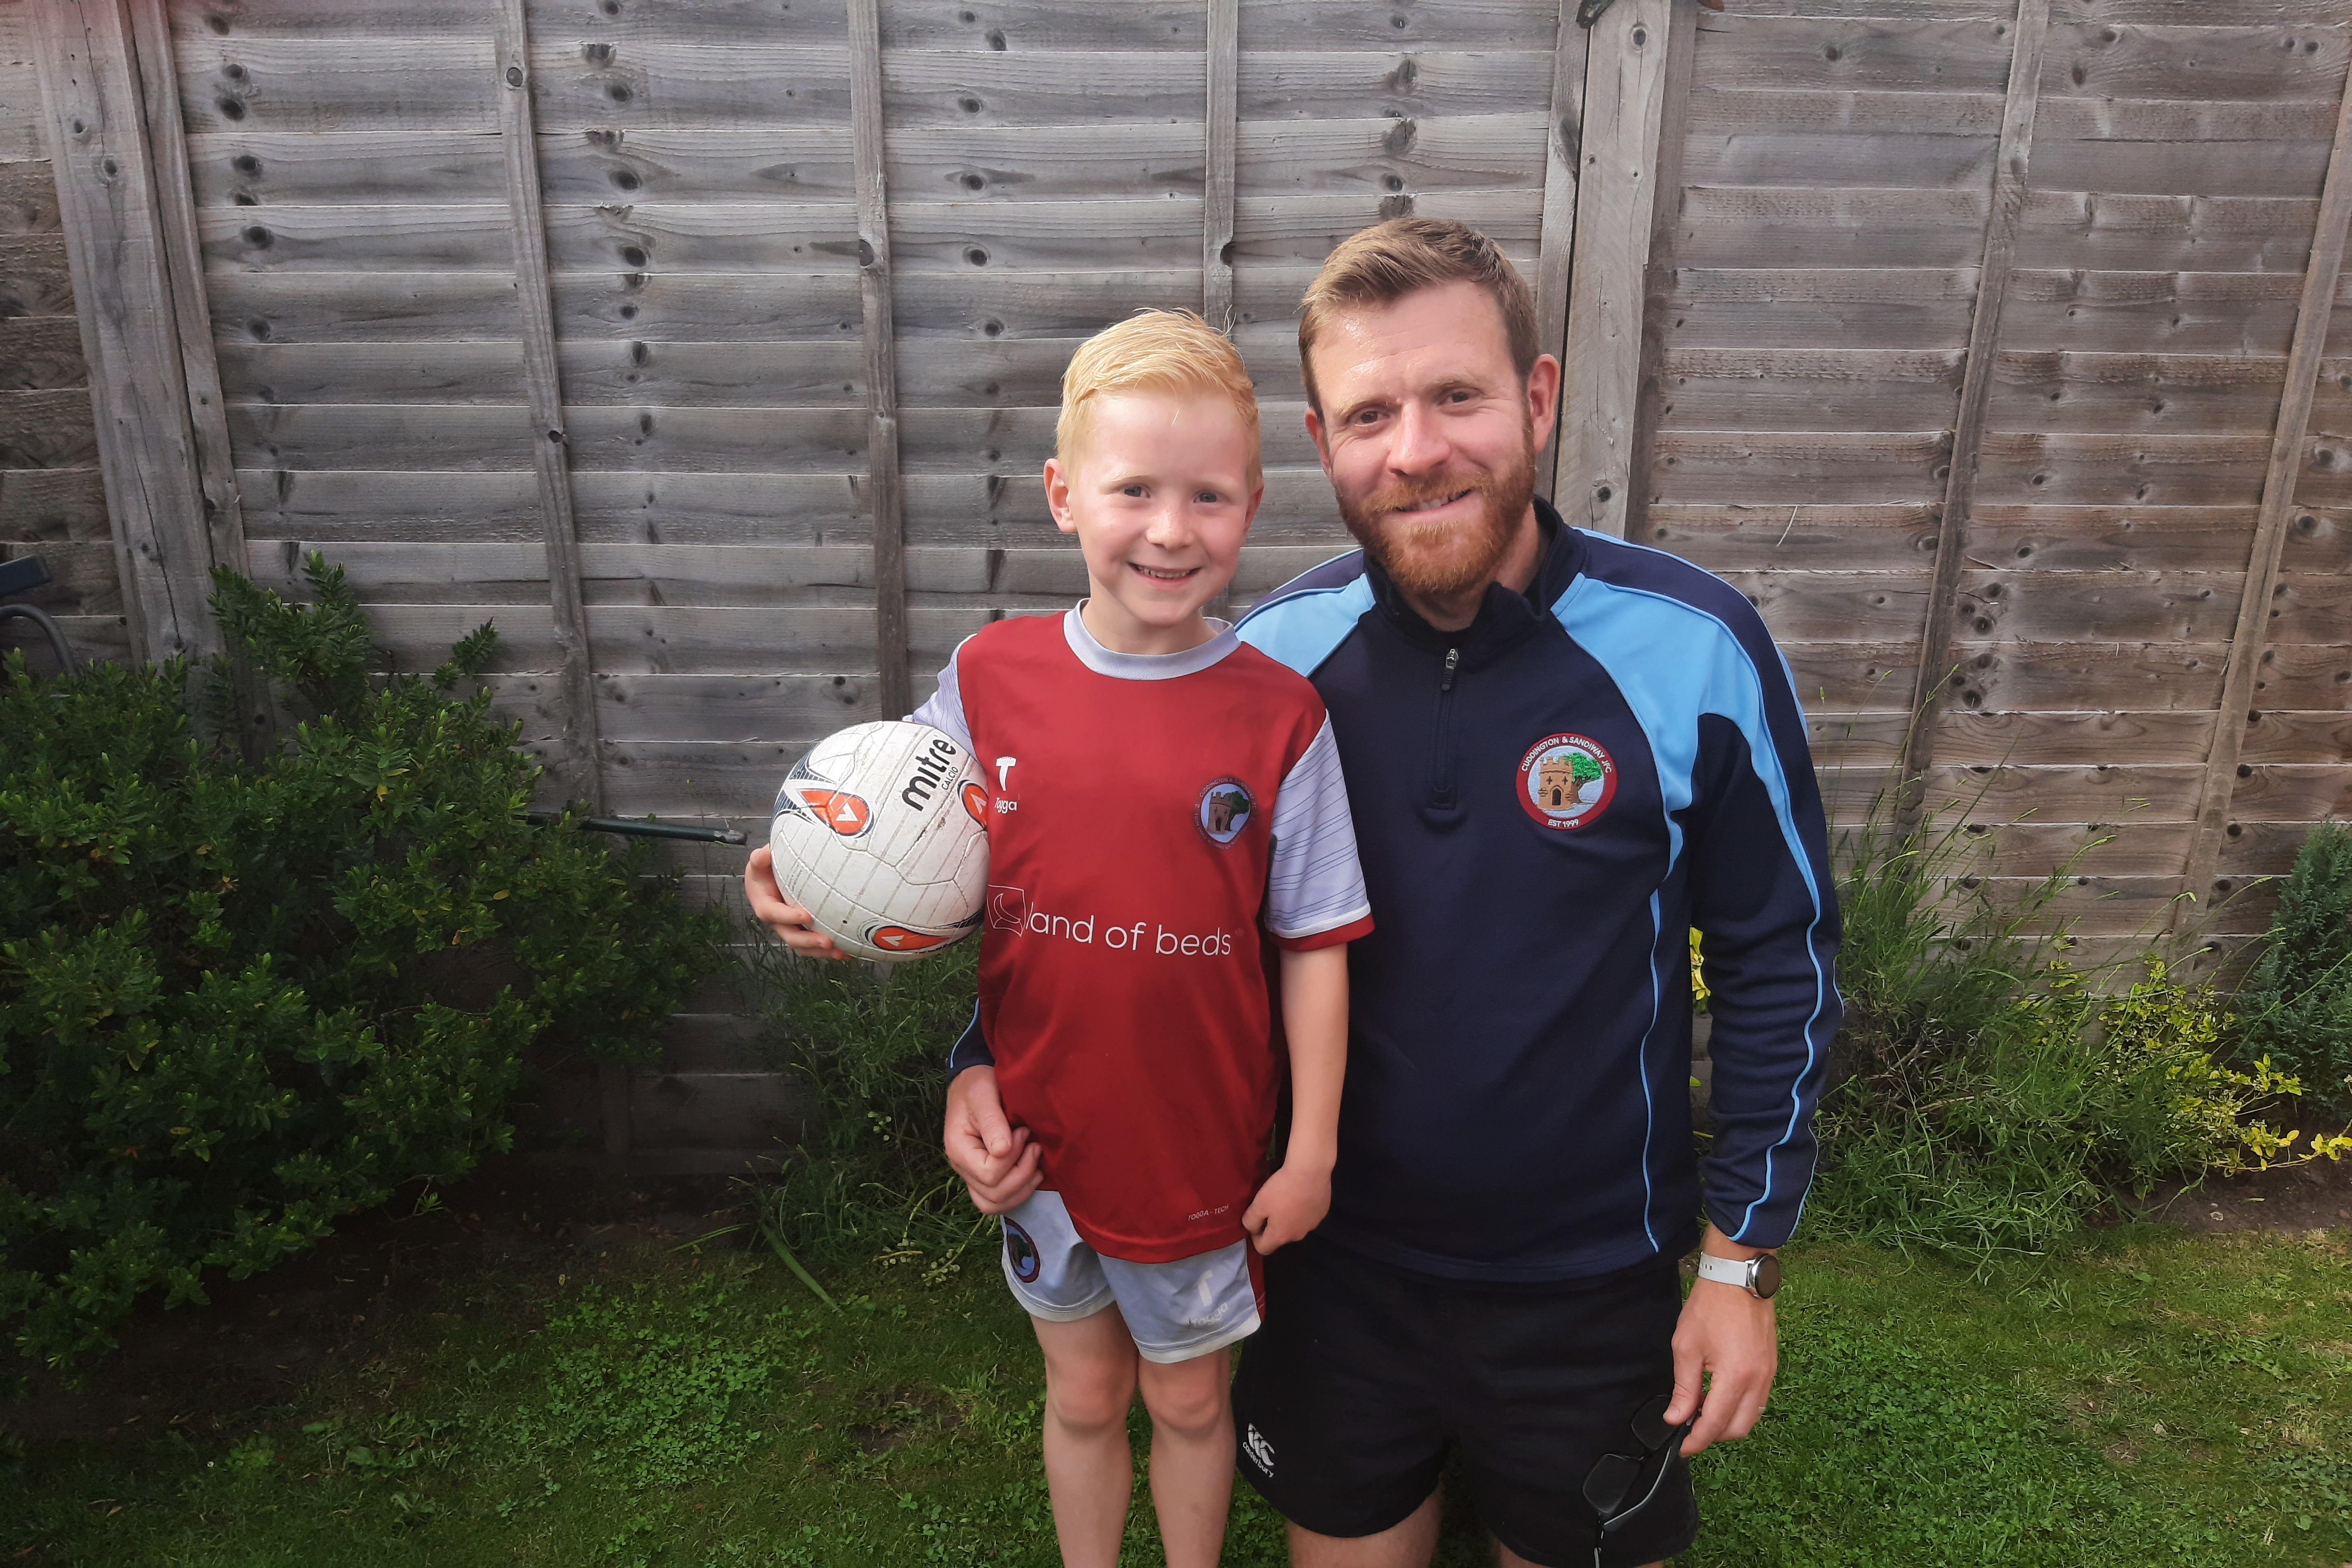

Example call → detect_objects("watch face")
1753 1254 1783 1299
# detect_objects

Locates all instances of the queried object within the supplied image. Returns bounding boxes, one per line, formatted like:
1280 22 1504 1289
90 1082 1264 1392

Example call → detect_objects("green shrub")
2234 820 2352 1121
742 939 990 1278
0 554 723 1374
1810 804 2324 1261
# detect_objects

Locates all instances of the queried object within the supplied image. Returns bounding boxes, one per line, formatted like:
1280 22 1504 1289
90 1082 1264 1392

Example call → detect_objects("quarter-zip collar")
1360 496 1586 670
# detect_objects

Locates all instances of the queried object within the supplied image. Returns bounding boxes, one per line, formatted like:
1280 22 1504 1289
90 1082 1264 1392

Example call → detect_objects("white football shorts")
998 1189 1264 1364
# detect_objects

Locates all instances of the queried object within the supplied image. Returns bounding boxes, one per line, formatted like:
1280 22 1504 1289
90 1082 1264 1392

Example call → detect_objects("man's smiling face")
1304 280 1558 610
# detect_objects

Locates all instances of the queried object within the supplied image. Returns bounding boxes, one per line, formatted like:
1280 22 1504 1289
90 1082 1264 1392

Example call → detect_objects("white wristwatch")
1695 1251 1782 1299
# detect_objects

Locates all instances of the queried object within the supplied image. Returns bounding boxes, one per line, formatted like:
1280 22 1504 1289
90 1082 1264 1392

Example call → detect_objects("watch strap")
1695 1252 1757 1293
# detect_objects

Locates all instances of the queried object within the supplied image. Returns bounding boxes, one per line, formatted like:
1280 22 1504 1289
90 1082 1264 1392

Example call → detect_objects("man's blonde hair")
1296 218 1539 411
1057 309 1261 484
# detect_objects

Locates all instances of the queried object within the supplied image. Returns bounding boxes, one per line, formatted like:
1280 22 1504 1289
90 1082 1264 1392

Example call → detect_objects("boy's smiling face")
1046 389 1263 657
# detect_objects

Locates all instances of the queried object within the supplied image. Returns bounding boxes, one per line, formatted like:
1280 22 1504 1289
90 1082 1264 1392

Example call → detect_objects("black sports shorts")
1232 1233 1697 1568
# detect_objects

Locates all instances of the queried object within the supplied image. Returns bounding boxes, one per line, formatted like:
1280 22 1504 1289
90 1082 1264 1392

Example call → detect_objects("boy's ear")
1043 456 1078 535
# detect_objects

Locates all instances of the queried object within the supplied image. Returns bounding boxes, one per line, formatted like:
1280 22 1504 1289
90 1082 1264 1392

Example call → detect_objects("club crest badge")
1196 778 1255 846
1517 733 1617 831
1003 1218 1042 1284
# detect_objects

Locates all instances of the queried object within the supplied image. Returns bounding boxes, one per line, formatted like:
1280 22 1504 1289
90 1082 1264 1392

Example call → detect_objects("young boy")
744 311 1370 1568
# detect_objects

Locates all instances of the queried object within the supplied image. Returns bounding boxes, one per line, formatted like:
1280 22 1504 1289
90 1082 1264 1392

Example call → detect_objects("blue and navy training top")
954 499 1841 1283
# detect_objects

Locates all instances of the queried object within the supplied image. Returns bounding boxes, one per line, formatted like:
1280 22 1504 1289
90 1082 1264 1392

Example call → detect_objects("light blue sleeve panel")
1234 557 1375 678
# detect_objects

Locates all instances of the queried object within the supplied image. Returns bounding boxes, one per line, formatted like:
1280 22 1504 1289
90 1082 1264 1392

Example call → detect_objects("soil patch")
2130 1152 2352 1236
0 1156 754 1445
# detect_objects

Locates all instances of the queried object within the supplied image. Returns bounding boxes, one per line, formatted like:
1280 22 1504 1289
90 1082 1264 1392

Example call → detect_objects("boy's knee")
1138 1359 1230 1438
1046 1362 1136 1433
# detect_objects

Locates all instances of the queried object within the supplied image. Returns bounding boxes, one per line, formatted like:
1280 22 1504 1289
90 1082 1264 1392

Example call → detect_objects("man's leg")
1287 1493 1441 1568
1134 1346 1235 1568
1031 1306 1140 1568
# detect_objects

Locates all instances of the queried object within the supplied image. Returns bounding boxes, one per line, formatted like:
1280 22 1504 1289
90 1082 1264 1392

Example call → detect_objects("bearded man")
944 219 1841 1568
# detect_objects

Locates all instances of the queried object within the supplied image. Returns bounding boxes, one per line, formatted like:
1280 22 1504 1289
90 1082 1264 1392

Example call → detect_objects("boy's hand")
944 1065 1042 1214
1241 1161 1331 1254
743 844 848 960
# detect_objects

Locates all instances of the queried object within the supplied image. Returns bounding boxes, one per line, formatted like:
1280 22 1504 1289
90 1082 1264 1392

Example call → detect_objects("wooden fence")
9 0 2351 1165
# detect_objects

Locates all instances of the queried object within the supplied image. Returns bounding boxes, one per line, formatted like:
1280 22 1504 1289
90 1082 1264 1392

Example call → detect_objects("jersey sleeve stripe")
1275 911 1374 952
1265 715 1374 941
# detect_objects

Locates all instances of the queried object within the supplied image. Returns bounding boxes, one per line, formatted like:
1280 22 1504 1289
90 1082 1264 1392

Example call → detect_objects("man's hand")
1665 1236 1779 1457
1240 1160 1331 1254
943 1065 1042 1215
743 844 848 960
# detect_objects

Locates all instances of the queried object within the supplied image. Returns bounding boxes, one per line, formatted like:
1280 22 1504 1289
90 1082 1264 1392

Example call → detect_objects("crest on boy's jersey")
1196 778 1254 846
1517 733 1616 831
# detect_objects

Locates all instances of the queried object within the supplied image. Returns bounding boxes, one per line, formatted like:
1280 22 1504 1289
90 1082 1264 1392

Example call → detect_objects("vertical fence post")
2172 48 2352 962
493 0 604 816
493 0 624 1154
32 0 224 665
1203 0 1238 336
1895 0 2050 836
1557 0 1680 539
1617 0 1697 549
123 0 270 748
1532 0 1589 505
849 0 911 724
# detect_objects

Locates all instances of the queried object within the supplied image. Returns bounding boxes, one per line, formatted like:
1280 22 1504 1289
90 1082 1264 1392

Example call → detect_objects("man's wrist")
1699 1225 1773 1263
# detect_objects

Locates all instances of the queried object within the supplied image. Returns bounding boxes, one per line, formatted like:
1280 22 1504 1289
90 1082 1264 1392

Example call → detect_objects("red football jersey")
915 609 1372 1263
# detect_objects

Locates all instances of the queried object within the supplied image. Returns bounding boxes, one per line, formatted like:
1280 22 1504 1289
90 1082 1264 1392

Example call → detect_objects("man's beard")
1337 436 1537 605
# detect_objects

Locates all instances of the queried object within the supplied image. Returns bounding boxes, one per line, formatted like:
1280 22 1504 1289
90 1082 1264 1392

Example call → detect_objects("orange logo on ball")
869 925 951 952
962 782 989 824
790 788 872 837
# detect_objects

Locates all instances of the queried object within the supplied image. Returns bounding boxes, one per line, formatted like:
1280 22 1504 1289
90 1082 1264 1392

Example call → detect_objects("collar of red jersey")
1062 604 1241 682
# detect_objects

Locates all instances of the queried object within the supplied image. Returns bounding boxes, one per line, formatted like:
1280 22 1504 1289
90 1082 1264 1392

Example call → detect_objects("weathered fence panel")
0 2 120 668
15 0 2352 1160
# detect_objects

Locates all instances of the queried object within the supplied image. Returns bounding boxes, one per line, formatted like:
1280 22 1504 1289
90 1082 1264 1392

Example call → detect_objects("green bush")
2234 820 2352 1121
742 939 990 1278
0 554 723 1374
1809 804 2322 1261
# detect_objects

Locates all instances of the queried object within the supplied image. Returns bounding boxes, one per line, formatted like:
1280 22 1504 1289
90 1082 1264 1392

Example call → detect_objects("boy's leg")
1134 1346 1236 1568
1032 1305 1141 1568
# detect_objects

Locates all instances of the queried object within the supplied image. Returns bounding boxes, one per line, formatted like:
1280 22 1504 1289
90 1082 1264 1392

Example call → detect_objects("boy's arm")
1242 942 1347 1252
941 1003 1041 1214
745 639 978 960
1244 710 1372 1253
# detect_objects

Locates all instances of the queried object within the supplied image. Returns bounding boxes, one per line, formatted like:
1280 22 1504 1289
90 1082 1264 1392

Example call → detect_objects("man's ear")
1043 456 1077 535
1303 403 1335 479
1525 353 1564 454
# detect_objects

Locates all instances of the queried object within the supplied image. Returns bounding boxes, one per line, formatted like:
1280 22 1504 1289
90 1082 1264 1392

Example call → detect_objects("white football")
768 720 990 962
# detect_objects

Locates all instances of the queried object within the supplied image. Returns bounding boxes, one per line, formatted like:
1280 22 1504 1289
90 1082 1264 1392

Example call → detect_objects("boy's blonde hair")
1056 309 1262 485
1297 218 1538 412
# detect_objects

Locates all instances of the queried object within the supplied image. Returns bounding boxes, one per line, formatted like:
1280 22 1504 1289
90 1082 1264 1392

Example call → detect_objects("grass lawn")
6 1222 2350 1568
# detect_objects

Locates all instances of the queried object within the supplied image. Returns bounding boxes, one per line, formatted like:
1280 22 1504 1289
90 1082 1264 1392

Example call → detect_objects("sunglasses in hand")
1579 1391 1692 1566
